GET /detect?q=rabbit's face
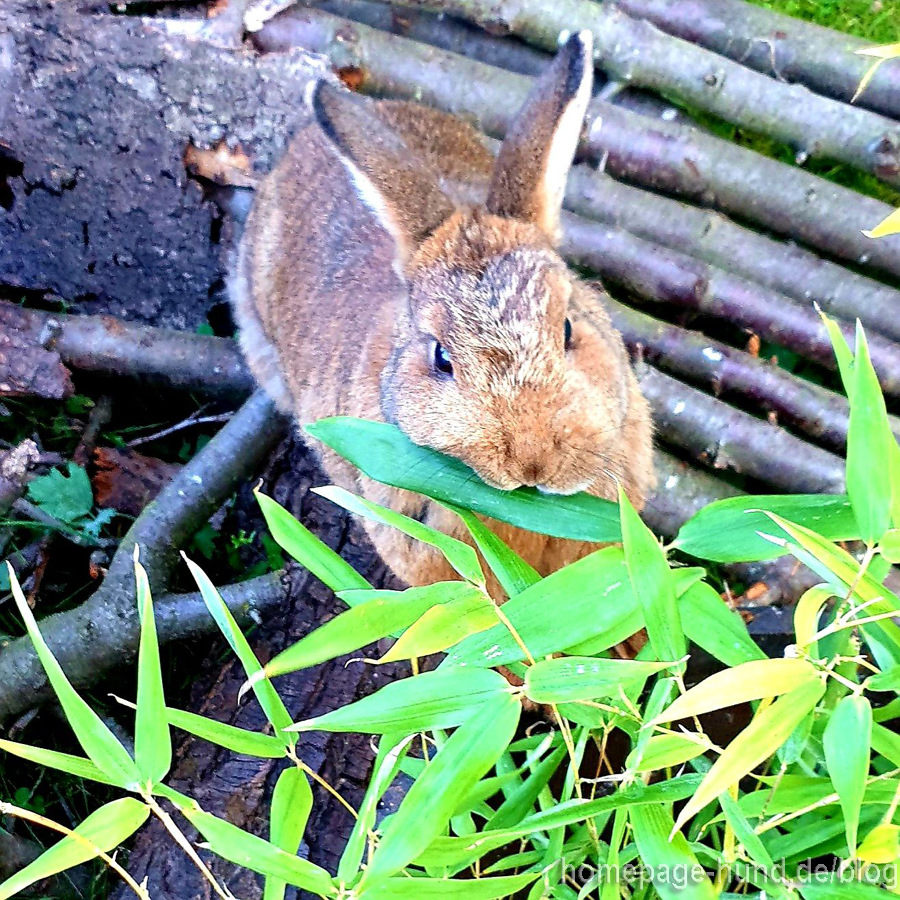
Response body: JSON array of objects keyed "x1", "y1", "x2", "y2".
[{"x1": 381, "y1": 212, "x2": 633, "y2": 498}]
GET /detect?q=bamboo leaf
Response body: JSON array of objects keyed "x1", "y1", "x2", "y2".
[
  {"x1": 166, "y1": 707, "x2": 284, "y2": 758},
  {"x1": 444, "y1": 505, "x2": 540, "y2": 596},
  {"x1": 0, "y1": 738, "x2": 119, "y2": 786},
  {"x1": 864, "y1": 207, "x2": 900, "y2": 240},
  {"x1": 445, "y1": 547, "x2": 637, "y2": 668},
  {"x1": 306, "y1": 418, "x2": 621, "y2": 541},
  {"x1": 183, "y1": 555, "x2": 294, "y2": 740},
  {"x1": 630, "y1": 804, "x2": 716, "y2": 900},
  {"x1": 264, "y1": 767, "x2": 313, "y2": 900},
  {"x1": 678, "y1": 580, "x2": 765, "y2": 665},
  {"x1": 338, "y1": 733, "x2": 414, "y2": 883},
  {"x1": 364, "y1": 694, "x2": 520, "y2": 882},
  {"x1": 883, "y1": 530, "x2": 900, "y2": 564},
  {"x1": 183, "y1": 806, "x2": 336, "y2": 896},
  {"x1": 653, "y1": 658, "x2": 820, "y2": 724},
  {"x1": 315, "y1": 485, "x2": 484, "y2": 586},
  {"x1": 800, "y1": 878, "x2": 897, "y2": 899},
  {"x1": 525, "y1": 656, "x2": 674, "y2": 704},
  {"x1": 256, "y1": 490, "x2": 370, "y2": 592},
  {"x1": 358, "y1": 872, "x2": 539, "y2": 898},
  {"x1": 673, "y1": 677, "x2": 825, "y2": 832},
  {"x1": 823, "y1": 694, "x2": 872, "y2": 856},
  {"x1": 794, "y1": 585, "x2": 834, "y2": 657},
  {"x1": 133, "y1": 550, "x2": 171, "y2": 785},
  {"x1": 846, "y1": 322, "x2": 893, "y2": 545},
  {"x1": 620, "y1": 485, "x2": 685, "y2": 670},
  {"x1": 674, "y1": 494, "x2": 858, "y2": 563},
  {"x1": 857, "y1": 823, "x2": 900, "y2": 864},
  {"x1": 7, "y1": 564, "x2": 140, "y2": 789},
  {"x1": 262, "y1": 582, "x2": 477, "y2": 678},
  {"x1": 627, "y1": 733, "x2": 709, "y2": 773},
  {"x1": 0, "y1": 799, "x2": 150, "y2": 900},
  {"x1": 374, "y1": 590, "x2": 497, "y2": 664},
  {"x1": 287, "y1": 668, "x2": 511, "y2": 735}
]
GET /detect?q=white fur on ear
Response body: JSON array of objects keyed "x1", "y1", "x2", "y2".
[{"x1": 332, "y1": 149, "x2": 411, "y2": 277}]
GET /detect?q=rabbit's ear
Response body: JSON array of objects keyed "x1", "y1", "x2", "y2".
[
  {"x1": 486, "y1": 31, "x2": 593, "y2": 240},
  {"x1": 312, "y1": 82, "x2": 454, "y2": 261}
]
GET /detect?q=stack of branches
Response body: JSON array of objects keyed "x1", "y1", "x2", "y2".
[{"x1": 3, "y1": 0, "x2": 900, "y2": 726}]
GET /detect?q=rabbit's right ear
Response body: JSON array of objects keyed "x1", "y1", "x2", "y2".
[
  {"x1": 486, "y1": 31, "x2": 593, "y2": 241},
  {"x1": 312, "y1": 82, "x2": 454, "y2": 263}
]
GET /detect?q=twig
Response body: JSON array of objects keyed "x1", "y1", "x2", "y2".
[
  {"x1": 255, "y1": 7, "x2": 900, "y2": 279},
  {"x1": 377, "y1": 0, "x2": 900, "y2": 186},
  {"x1": 74, "y1": 396, "x2": 113, "y2": 467},
  {"x1": 613, "y1": 0, "x2": 900, "y2": 121},
  {"x1": 9, "y1": 499, "x2": 116, "y2": 550},
  {"x1": 0, "y1": 392, "x2": 288, "y2": 724},
  {"x1": 127, "y1": 412, "x2": 234, "y2": 448}
]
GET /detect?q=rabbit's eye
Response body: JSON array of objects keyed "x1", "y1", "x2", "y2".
[
  {"x1": 564, "y1": 317, "x2": 573, "y2": 350},
  {"x1": 432, "y1": 341, "x2": 453, "y2": 376}
]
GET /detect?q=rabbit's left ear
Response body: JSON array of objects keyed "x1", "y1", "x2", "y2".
[{"x1": 486, "y1": 31, "x2": 593, "y2": 241}]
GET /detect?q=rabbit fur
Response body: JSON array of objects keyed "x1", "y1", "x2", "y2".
[{"x1": 231, "y1": 32, "x2": 654, "y2": 596}]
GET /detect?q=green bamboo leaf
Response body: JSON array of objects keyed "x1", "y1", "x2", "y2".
[
  {"x1": 415, "y1": 775, "x2": 701, "y2": 869},
  {"x1": 166, "y1": 707, "x2": 284, "y2": 758},
  {"x1": 133, "y1": 550, "x2": 171, "y2": 785},
  {"x1": 375, "y1": 591, "x2": 497, "y2": 664},
  {"x1": 619, "y1": 485, "x2": 686, "y2": 671},
  {"x1": 182, "y1": 806, "x2": 335, "y2": 896},
  {"x1": 883, "y1": 530, "x2": 900, "y2": 564},
  {"x1": 287, "y1": 668, "x2": 511, "y2": 735},
  {"x1": 315, "y1": 485, "x2": 484, "y2": 586},
  {"x1": 847, "y1": 322, "x2": 893, "y2": 545},
  {"x1": 358, "y1": 872, "x2": 539, "y2": 898},
  {"x1": 857, "y1": 823, "x2": 900, "y2": 864},
  {"x1": 364, "y1": 694, "x2": 520, "y2": 882},
  {"x1": 627, "y1": 733, "x2": 709, "y2": 773},
  {"x1": 0, "y1": 799, "x2": 149, "y2": 900},
  {"x1": 653, "y1": 658, "x2": 819, "y2": 724},
  {"x1": 794, "y1": 585, "x2": 834, "y2": 657},
  {"x1": 678, "y1": 581, "x2": 765, "y2": 665},
  {"x1": 800, "y1": 879, "x2": 897, "y2": 900},
  {"x1": 0, "y1": 738, "x2": 119, "y2": 786},
  {"x1": 484, "y1": 743, "x2": 567, "y2": 831},
  {"x1": 445, "y1": 547, "x2": 637, "y2": 669},
  {"x1": 824, "y1": 694, "x2": 872, "y2": 856},
  {"x1": 7, "y1": 564, "x2": 140, "y2": 789},
  {"x1": 673, "y1": 677, "x2": 826, "y2": 832},
  {"x1": 183, "y1": 555, "x2": 293, "y2": 740},
  {"x1": 306, "y1": 418, "x2": 621, "y2": 541},
  {"x1": 255, "y1": 490, "x2": 370, "y2": 592},
  {"x1": 717, "y1": 789, "x2": 781, "y2": 888},
  {"x1": 264, "y1": 767, "x2": 313, "y2": 900},
  {"x1": 674, "y1": 494, "x2": 859, "y2": 563},
  {"x1": 525, "y1": 657, "x2": 674, "y2": 704},
  {"x1": 865, "y1": 663, "x2": 900, "y2": 692},
  {"x1": 444, "y1": 505, "x2": 540, "y2": 596},
  {"x1": 338, "y1": 733, "x2": 413, "y2": 883},
  {"x1": 260, "y1": 582, "x2": 476, "y2": 679},
  {"x1": 630, "y1": 803, "x2": 717, "y2": 900},
  {"x1": 819, "y1": 307, "x2": 855, "y2": 393}
]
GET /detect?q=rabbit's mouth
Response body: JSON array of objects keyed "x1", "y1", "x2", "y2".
[{"x1": 536, "y1": 477, "x2": 595, "y2": 496}]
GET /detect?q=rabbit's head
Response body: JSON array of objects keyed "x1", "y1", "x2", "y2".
[{"x1": 309, "y1": 32, "x2": 650, "y2": 500}]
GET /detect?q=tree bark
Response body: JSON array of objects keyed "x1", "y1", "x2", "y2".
[
  {"x1": 613, "y1": 0, "x2": 900, "y2": 121},
  {"x1": 254, "y1": 6, "x2": 900, "y2": 281}
]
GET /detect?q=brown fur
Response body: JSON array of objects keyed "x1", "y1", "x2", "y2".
[{"x1": 231, "y1": 33, "x2": 655, "y2": 596}]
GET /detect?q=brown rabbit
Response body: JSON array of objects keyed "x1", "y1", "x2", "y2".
[{"x1": 231, "y1": 32, "x2": 654, "y2": 595}]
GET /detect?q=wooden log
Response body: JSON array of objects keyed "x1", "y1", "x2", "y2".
[
  {"x1": 613, "y1": 0, "x2": 900, "y2": 121},
  {"x1": 253, "y1": 7, "x2": 900, "y2": 281},
  {"x1": 564, "y1": 166, "x2": 900, "y2": 344},
  {"x1": 374, "y1": 0, "x2": 900, "y2": 186},
  {"x1": 561, "y1": 213, "x2": 900, "y2": 397}
]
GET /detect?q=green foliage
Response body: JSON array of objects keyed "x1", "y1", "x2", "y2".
[{"x1": 4, "y1": 316, "x2": 900, "y2": 899}]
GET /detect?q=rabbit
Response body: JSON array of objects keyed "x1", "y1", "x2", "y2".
[{"x1": 230, "y1": 31, "x2": 655, "y2": 597}]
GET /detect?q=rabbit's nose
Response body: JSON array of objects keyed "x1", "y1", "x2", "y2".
[{"x1": 520, "y1": 459, "x2": 547, "y2": 486}]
